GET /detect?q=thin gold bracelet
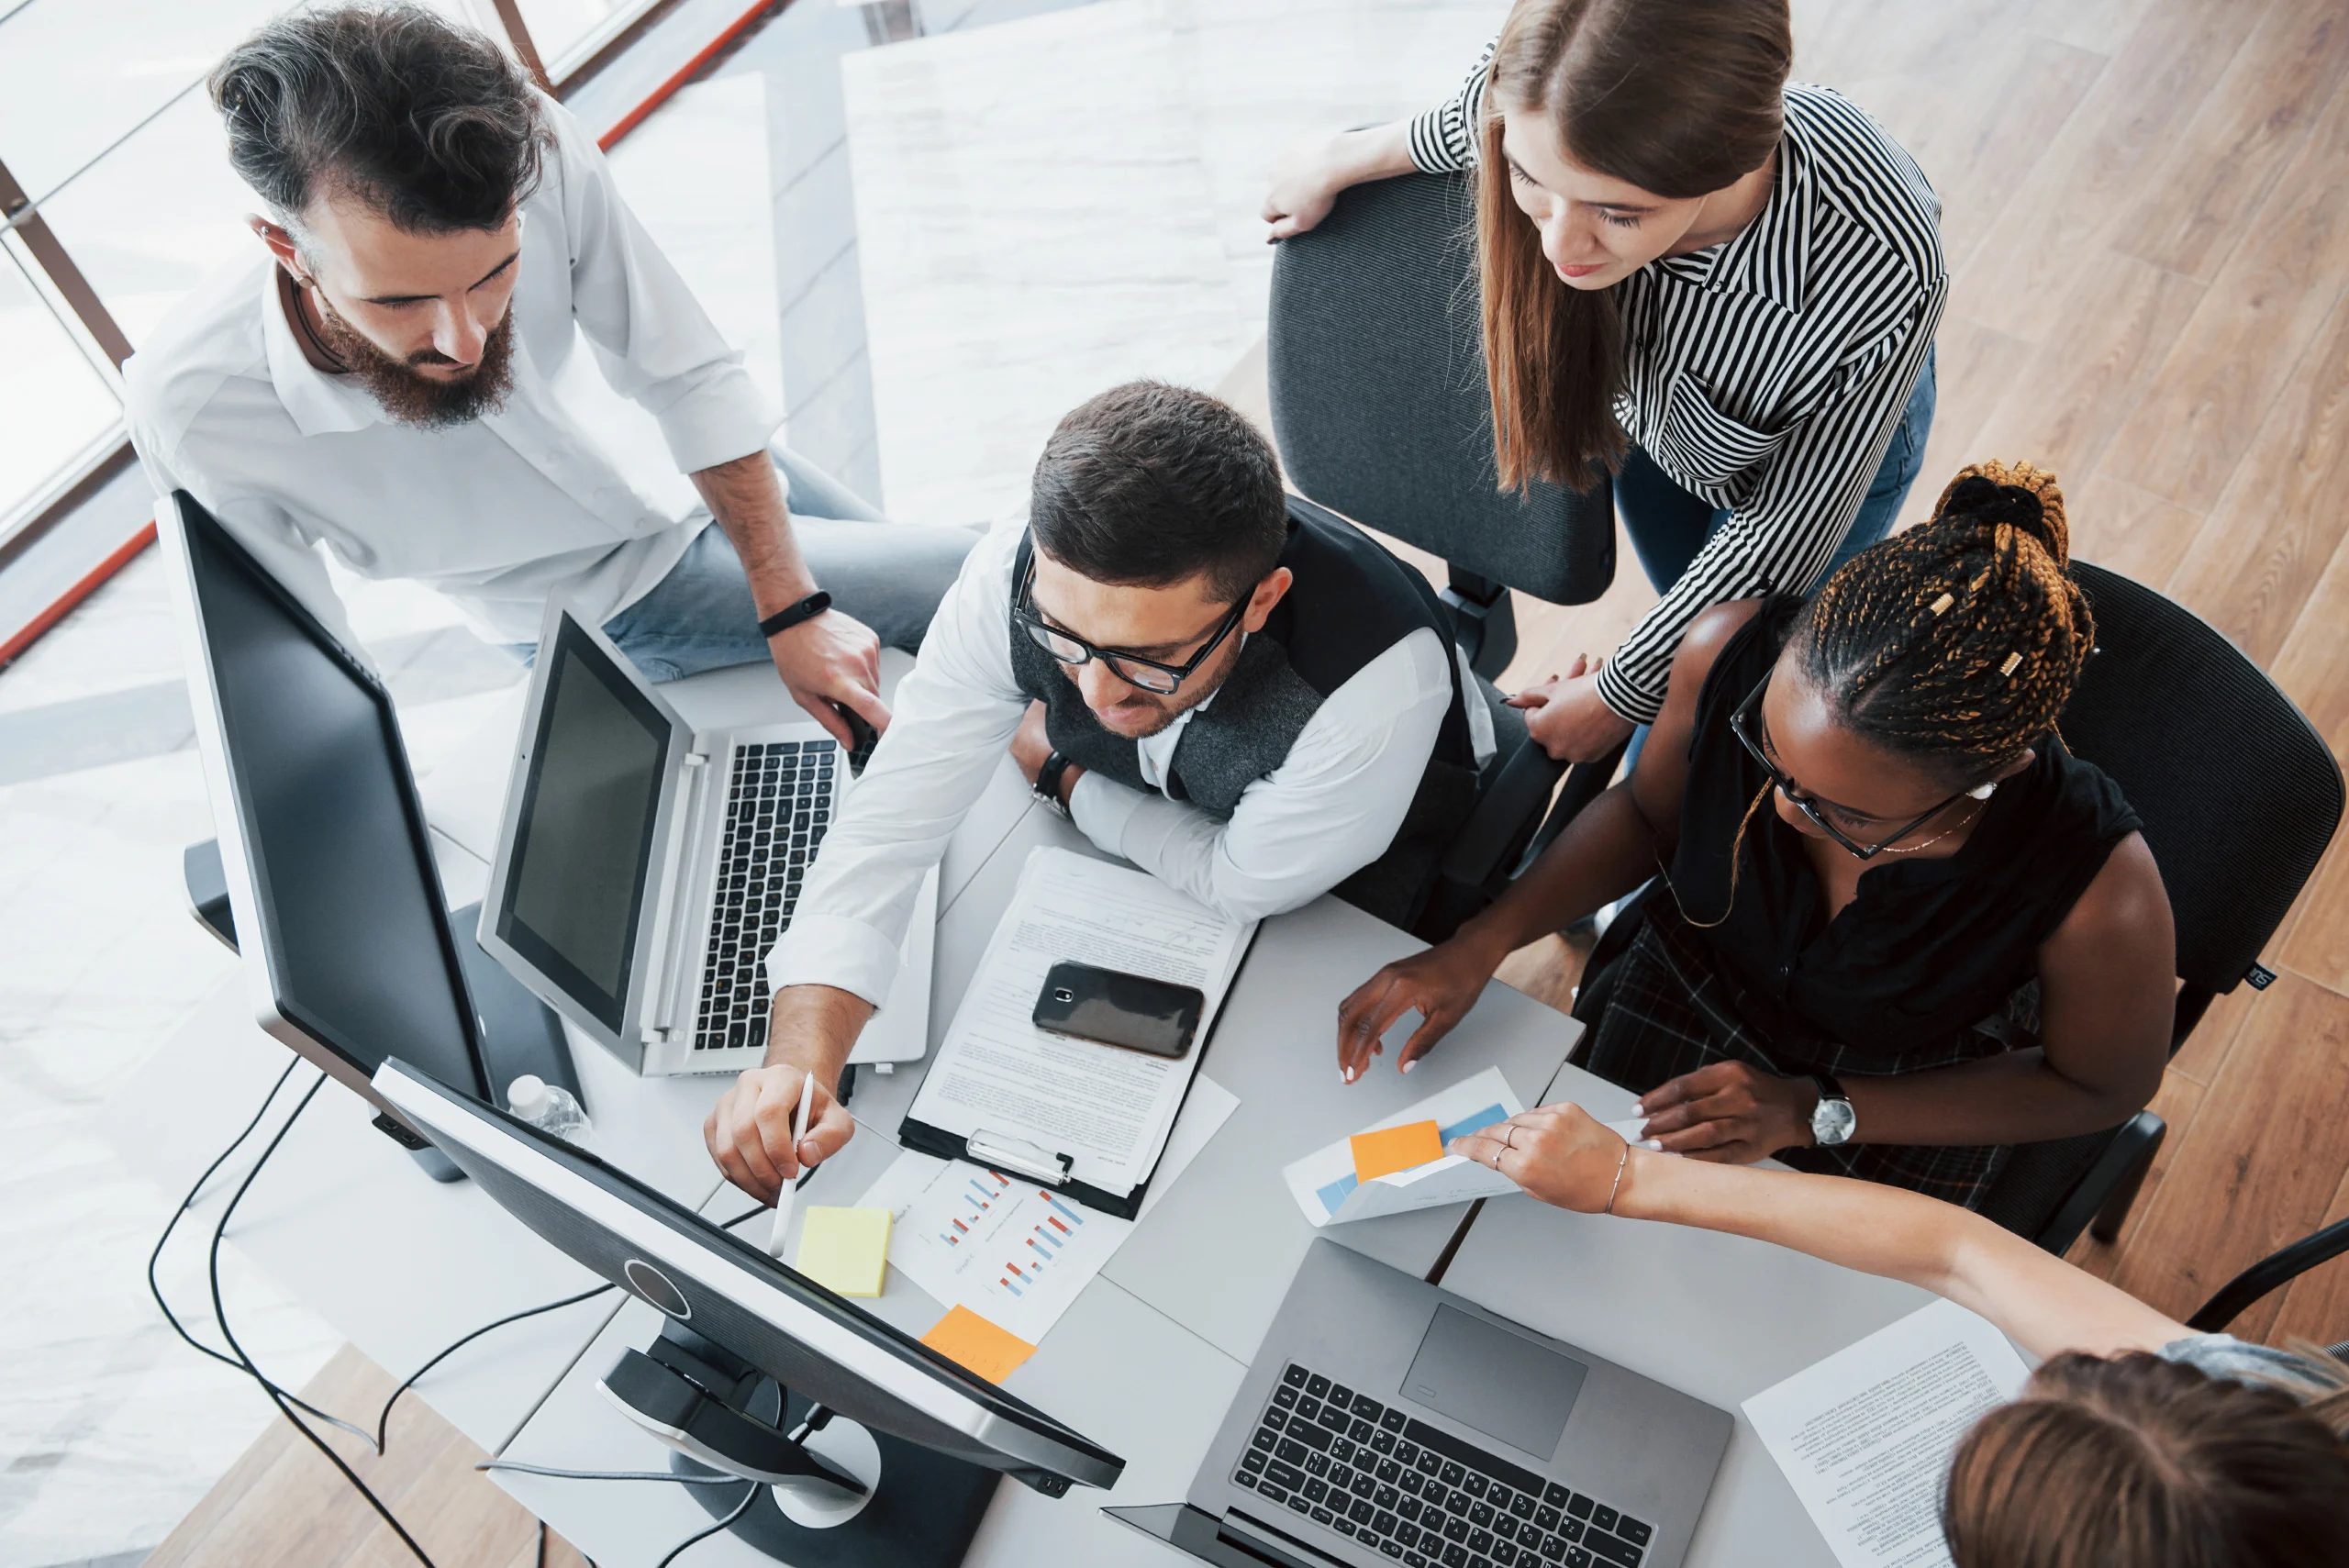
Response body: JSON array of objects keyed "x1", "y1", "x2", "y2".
[{"x1": 1603, "y1": 1143, "x2": 1630, "y2": 1215}]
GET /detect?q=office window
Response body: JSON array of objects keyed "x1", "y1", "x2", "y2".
[
  {"x1": 0, "y1": 236, "x2": 121, "y2": 522},
  {"x1": 510, "y1": 0, "x2": 665, "y2": 79}
]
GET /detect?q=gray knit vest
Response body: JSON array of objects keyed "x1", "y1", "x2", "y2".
[{"x1": 1008, "y1": 506, "x2": 1478, "y2": 927}]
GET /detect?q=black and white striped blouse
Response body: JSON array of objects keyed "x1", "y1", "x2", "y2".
[{"x1": 1410, "y1": 50, "x2": 1947, "y2": 725}]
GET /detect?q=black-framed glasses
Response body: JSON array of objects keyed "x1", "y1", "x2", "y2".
[
  {"x1": 1727, "y1": 673, "x2": 1976, "y2": 860},
  {"x1": 1010, "y1": 556, "x2": 1251, "y2": 695}
]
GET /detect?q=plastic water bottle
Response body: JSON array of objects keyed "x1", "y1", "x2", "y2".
[{"x1": 508, "y1": 1075, "x2": 595, "y2": 1149}]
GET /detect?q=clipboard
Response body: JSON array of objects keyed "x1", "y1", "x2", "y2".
[{"x1": 896, "y1": 926, "x2": 1260, "y2": 1220}]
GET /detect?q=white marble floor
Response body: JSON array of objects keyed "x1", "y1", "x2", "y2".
[
  {"x1": 0, "y1": 77, "x2": 774, "y2": 1568},
  {"x1": 844, "y1": 0, "x2": 1507, "y2": 524}
]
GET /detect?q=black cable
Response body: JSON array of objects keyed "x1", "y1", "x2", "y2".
[
  {"x1": 205, "y1": 1073, "x2": 443, "y2": 1568},
  {"x1": 143, "y1": 1059, "x2": 373, "y2": 1444},
  {"x1": 373, "y1": 1282, "x2": 613, "y2": 1451},
  {"x1": 654, "y1": 1483, "x2": 758, "y2": 1568}
]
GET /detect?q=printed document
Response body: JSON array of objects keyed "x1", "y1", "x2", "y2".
[
  {"x1": 1744, "y1": 1298, "x2": 2030, "y2": 1568},
  {"x1": 905, "y1": 847, "x2": 1252, "y2": 1195},
  {"x1": 1283, "y1": 1066, "x2": 1528, "y2": 1226}
]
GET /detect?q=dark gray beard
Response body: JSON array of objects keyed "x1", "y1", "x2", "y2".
[{"x1": 303, "y1": 284, "x2": 516, "y2": 428}]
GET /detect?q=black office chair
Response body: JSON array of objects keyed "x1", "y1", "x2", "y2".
[
  {"x1": 1268, "y1": 171, "x2": 1621, "y2": 940},
  {"x1": 2186, "y1": 1216, "x2": 2349, "y2": 1353},
  {"x1": 1572, "y1": 562, "x2": 2344, "y2": 1252}
]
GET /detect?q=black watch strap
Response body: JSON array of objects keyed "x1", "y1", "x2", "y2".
[
  {"x1": 1810, "y1": 1072, "x2": 1847, "y2": 1106},
  {"x1": 757, "y1": 589, "x2": 831, "y2": 639},
  {"x1": 1034, "y1": 750, "x2": 1074, "y2": 816}
]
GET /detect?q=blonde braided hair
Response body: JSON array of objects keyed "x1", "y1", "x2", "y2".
[{"x1": 1790, "y1": 460, "x2": 2094, "y2": 786}]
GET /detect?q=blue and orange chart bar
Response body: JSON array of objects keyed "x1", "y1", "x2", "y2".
[
  {"x1": 999, "y1": 1189, "x2": 1085, "y2": 1297},
  {"x1": 941, "y1": 1168, "x2": 1011, "y2": 1247}
]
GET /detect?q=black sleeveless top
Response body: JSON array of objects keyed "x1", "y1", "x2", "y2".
[
  {"x1": 1667, "y1": 598, "x2": 2142, "y2": 1056},
  {"x1": 1008, "y1": 507, "x2": 1481, "y2": 927}
]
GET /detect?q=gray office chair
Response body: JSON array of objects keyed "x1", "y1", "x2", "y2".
[
  {"x1": 1268, "y1": 171, "x2": 1620, "y2": 940},
  {"x1": 2186, "y1": 1216, "x2": 2349, "y2": 1351},
  {"x1": 1572, "y1": 562, "x2": 2344, "y2": 1252}
]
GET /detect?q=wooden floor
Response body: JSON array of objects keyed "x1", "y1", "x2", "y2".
[{"x1": 158, "y1": 0, "x2": 2349, "y2": 1559}]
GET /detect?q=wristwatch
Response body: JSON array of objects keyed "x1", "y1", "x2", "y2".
[
  {"x1": 757, "y1": 589, "x2": 831, "y2": 640},
  {"x1": 1808, "y1": 1073, "x2": 1856, "y2": 1148},
  {"x1": 1032, "y1": 750, "x2": 1074, "y2": 818}
]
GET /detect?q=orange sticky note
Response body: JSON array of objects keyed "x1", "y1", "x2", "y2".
[
  {"x1": 920, "y1": 1306, "x2": 1037, "y2": 1384},
  {"x1": 1351, "y1": 1119, "x2": 1444, "y2": 1183}
]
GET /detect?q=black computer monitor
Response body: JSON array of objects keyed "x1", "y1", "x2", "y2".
[
  {"x1": 373, "y1": 1057, "x2": 1123, "y2": 1558},
  {"x1": 161, "y1": 490, "x2": 494, "y2": 1124}
]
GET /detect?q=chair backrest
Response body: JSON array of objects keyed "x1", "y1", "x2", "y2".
[
  {"x1": 1266, "y1": 171, "x2": 1615, "y2": 606},
  {"x1": 2059, "y1": 562, "x2": 2342, "y2": 994}
]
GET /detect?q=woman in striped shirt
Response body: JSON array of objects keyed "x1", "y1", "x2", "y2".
[{"x1": 1264, "y1": 0, "x2": 1943, "y2": 763}]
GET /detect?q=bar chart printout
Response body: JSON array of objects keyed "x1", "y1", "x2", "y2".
[{"x1": 862, "y1": 1150, "x2": 1136, "y2": 1344}]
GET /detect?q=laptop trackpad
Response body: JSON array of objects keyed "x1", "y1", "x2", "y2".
[{"x1": 1402, "y1": 1306, "x2": 1587, "y2": 1461}]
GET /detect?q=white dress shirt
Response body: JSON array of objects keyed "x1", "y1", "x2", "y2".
[
  {"x1": 768, "y1": 522, "x2": 1483, "y2": 1009},
  {"x1": 122, "y1": 92, "x2": 778, "y2": 648}
]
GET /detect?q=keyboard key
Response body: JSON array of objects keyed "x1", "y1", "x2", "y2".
[
  {"x1": 1535, "y1": 1507, "x2": 1561, "y2": 1529},
  {"x1": 1377, "y1": 1460, "x2": 1401, "y2": 1485},
  {"x1": 1298, "y1": 1396, "x2": 1321, "y2": 1420},
  {"x1": 1263, "y1": 1409, "x2": 1287, "y2": 1431},
  {"x1": 1258, "y1": 1484, "x2": 1287, "y2": 1505},
  {"x1": 1332, "y1": 1466, "x2": 1355, "y2": 1492},
  {"x1": 1382, "y1": 1545, "x2": 1403, "y2": 1560},
  {"x1": 1566, "y1": 1494, "x2": 1596, "y2": 1521},
  {"x1": 1405, "y1": 1554, "x2": 1428, "y2": 1568},
  {"x1": 1618, "y1": 1518, "x2": 1652, "y2": 1548},
  {"x1": 1289, "y1": 1495, "x2": 1310, "y2": 1516},
  {"x1": 1308, "y1": 1453, "x2": 1332, "y2": 1477},
  {"x1": 1470, "y1": 1557, "x2": 1492, "y2": 1568},
  {"x1": 1295, "y1": 1423, "x2": 1333, "y2": 1454},
  {"x1": 1544, "y1": 1485, "x2": 1572, "y2": 1510},
  {"x1": 1463, "y1": 1474, "x2": 1489, "y2": 1499},
  {"x1": 1336, "y1": 1519, "x2": 1357, "y2": 1538},
  {"x1": 1517, "y1": 1521, "x2": 1543, "y2": 1548},
  {"x1": 1398, "y1": 1496, "x2": 1423, "y2": 1522},
  {"x1": 1442, "y1": 1547, "x2": 1469, "y2": 1568},
  {"x1": 1353, "y1": 1393, "x2": 1385, "y2": 1420},
  {"x1": 1563, "y1": 1518, "x2": 1585, "y2": 1542},
  {"x1": 1250, "y1": 1429, "x2": 1275, "y2": 1452},
  {"x1": 1542, "y1": 1535, "x2": 1566, "y2": 1559},
  {"x1": 1313, "y1": 1507, "x2": 1336, "y2": 1526},
  {"x1": 1268, "y1": 1462, "x2": 1304, "y2": 1490},
  {"x1": 1382, "y1": 1408, "x2": 1409, "y2": 1434},
  {"x1": 1234, "y1": 1470, "x2": 1258, "y2": 1490},
  {"x1": 1417, "y1": 1451, "x2": 1443, "y2": 1477},
  {"x1": 1564, "y1": 1550, "x2": 1592, "y2": 1568},
  {"x1": 1241, "y1": 1451, "x2": 1267, "y2": 1474},
  {"x1": 1469, "y1": 1528, "x2": 1495, "y2": 1553},
  {"x1": 1371, "y1": 1430, "x2": 1397, "y2": 1454},
  {"x1": 1443, "y1": 1518, "x2": 1471, "y2": 1543},
  {"x1": 1305, "y1": 1479, "x2": 1329, "y2": 1503},
  {"x1": 1351, "y1": 1500, "x2": 1375, "y2": 1525},
  {"x1": 1377, "y1": 1485, "x2": 1400, "y2": 1510},
  {"x1": 1353, "y1": 1473, "x2": 1377, "y2": 1499},
  {"x1": 1442, "y1": 1462, "x2": 1466, "y2": 1487},
  {"x1": 1508, "y1": 1493, "x2": 1534, "y2": 1520},
  {"x1": 1470, "y1": 1502, "x2": 1495, "y2": 1527},
  {"x1": 1586, "y1": 1533, "x2": 1639, "y2": 1567},
  {"x1": 1493, "y1": 1544, "x2": 1517, "y2": 1566},
  {"x1": 1400, "y1": 1473, "x2": 1424, "y2": 1497},
  {"x1": 1352, "y1": 1418, "x2": 1375, "y2": 1442},
  {"x1": 1591, "y1": 1506, "x2": 1617, "y2": 1533},
  {"x1": 1452, "y1": 1489, "x2": 1476, "y2": 1513},
  {"x1": 1335, "y1": 1440, "x2": 1357, "y2": 1464},
  {"x1": 1282, "y1": 1364, "x2": 1308, "y2": 1387},
  {"x1": 1319, "y1": 1407, "x2": 1351, "y2": 1433},
  {"x1": 1275, "y1": 1440, "x2": 1308, "y2": 1465},
  {"x1": 1397, "y1": 1441, "x2": 1420, "y2": 1465},
  {"x1": 1375, "y1": 1510, "x2": 1398, "y2": 1535}
]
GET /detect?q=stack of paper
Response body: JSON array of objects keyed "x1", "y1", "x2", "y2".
[
  {"x1": 904, "y1": 847, "x2": 1253, "y2": 1197},
  {"x1": 1284, "y1": 1067, "x2": 1528, "y2": 1226},
  {"x1": 1744, "y1": 1298, "x2": 2030, "y2": 1568}
]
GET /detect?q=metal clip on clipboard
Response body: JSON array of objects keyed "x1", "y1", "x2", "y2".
[{"x1": 963, "y1": 1129, "x2": 1073, "y2": 1186}]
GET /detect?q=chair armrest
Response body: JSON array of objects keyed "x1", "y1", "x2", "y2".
[{"x1": 2188, "y1": 1212, "x2": 2349, "y2": 1332}]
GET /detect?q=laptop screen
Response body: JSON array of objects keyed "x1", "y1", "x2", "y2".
[{"x1": 495, "y1": 616, "x2": 671, "y2": 1033}]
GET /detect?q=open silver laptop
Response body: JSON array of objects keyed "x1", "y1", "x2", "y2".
[
  {"x1": 1113, "y1": 1240, "x2": 1730, "y2": 1568},
  {"x1": 477, "y1": 599, "x2": 935, "y2": 1077}
]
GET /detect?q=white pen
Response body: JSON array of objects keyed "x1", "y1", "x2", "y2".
[{"x1": 765, "y1": 1072, "x2": 818, "y2": 1261}]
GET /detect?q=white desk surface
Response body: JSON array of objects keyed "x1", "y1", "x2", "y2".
[
  {"x1": 108, "y1": 647, "x2": 1929, "y2": 1568},
  {"x1": 1437, "y1": 1134, "x2": 1934, "y2": 1568}
]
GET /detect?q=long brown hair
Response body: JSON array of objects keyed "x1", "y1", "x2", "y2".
[
  {"x1": 1943, "y1": 1348, "x2": 2349, "y2": 1568},
  {"x1": 1477, "y1": 0, "x2": 1790, "y2": 491}
]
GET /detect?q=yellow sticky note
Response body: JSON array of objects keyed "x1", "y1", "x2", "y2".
[
  {"x1": 793, "y1": 1206, "x2": 893, "y2": 1297},
  {"x1": 921, "y1": 1305, "x2": 1037, "y2": 1384},
  {"x1": 1352, "y1": 1119, "x2": 1444, "y2": 1183}
]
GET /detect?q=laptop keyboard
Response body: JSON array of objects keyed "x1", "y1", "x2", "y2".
[
  {"x1": 1233, "y1": 1362, "x2": 1653, "y2": 1568},
  {"x1": 693, "y1": 739, "x2": 836, "y2": 1053}
]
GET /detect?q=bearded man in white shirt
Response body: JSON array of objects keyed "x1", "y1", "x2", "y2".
[
  {"x1": 704, "y1": 380, "x2": 1497, "y2": 1204},
  {"x1": 123, "y1": 6, "x2": 975, "y2": 748}
]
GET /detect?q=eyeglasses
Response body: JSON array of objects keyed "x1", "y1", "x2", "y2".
[
  {"x1": 1727, "y1": 673, "x2": 1976, "y2": 860},
  {"x1": 1010, "y1": 556, "x2": 1251, "y2": 695}
]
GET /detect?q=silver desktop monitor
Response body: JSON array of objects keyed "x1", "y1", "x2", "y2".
[
  {"x1": 370, "y1": 1057, "x2": 1125, "y2": 1507},
  {"x1": 161, "y1": 490, "x2": 491, "y2": 1127}
]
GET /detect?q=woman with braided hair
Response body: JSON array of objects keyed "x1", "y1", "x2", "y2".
[{"x1": 1337, "y1": 462, "x2": 2176, "y2": 1207}]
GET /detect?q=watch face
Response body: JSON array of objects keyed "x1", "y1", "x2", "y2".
[{"x1": 1813, "y1": 1096, "x2": 1857, "y2": 1147}]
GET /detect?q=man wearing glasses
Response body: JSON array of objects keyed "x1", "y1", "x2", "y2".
[{"x1": 706, "y1": 381, "x2": 1492, "y2": 1195}]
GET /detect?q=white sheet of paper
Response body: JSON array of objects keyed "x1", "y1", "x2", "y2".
[
  {"x1": 1743, "y1": 1297, "x2": 2031, "y2": 1568},
  {"x1": 857, "y1": 1074, "x2": 1238, "y2": 1343},
  {"x1": 905, "y1": 848, "x2": 1252, "y2": 1194},
  {"x1": 1281, "y1": 1066, "x2": 1528, "y2": 1228}
]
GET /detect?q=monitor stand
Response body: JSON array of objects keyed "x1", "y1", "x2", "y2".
[{"x1": 605, "y1": 1322, "x2": 996, "y2": 1567}]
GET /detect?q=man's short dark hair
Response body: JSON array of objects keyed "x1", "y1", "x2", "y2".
[
  {"x1": 1029, "y1": 382, "x2": 1288, "y2": 604},
  {"x1": 211, "y1": 4, "x2": 547, "y2": 233}
]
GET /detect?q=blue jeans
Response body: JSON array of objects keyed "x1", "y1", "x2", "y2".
[
  {"x1": 589, "y1": 446, "x2": 980, "y2": 682},
  {"x1": 1616, "y1": 350, "x2": 1935, "y2": 770}
]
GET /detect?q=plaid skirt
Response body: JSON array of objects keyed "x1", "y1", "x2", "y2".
[{"x1": 1576, "y1": 895, "x2": 2025, "y2": 1208}]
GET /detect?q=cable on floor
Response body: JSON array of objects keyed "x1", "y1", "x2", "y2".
[{"x1": 654, "y1": 1483, "x2": 760, "y2": 1568}]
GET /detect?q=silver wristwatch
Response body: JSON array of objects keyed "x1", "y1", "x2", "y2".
[{"x1": 1808, "y1": 1073, "x2": 1856, "y2": 1147}]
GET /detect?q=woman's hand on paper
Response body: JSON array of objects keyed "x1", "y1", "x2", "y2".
[
  {"x1": 1635, "y1": 1061, "x2": 1810, "y2": 1163},
  {"x1": 1447, "y1": 1104, "x2": 1628, "y2": 1212},
  {"x1": 706, "y1": 1062, "x2": 855, "y2": 1206},
  {"x1": 1334, "y1": 936, "x2": 1502, "y2": 1084}
]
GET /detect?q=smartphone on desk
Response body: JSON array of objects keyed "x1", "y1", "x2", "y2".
[{"x1": 1032, "y1": 962, "x2": 1204, "y2": 1060}]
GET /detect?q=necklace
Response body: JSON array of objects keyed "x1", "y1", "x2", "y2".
[{"x1": 1871, "y1": 799, "x2": 1987, "y2": 857}]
